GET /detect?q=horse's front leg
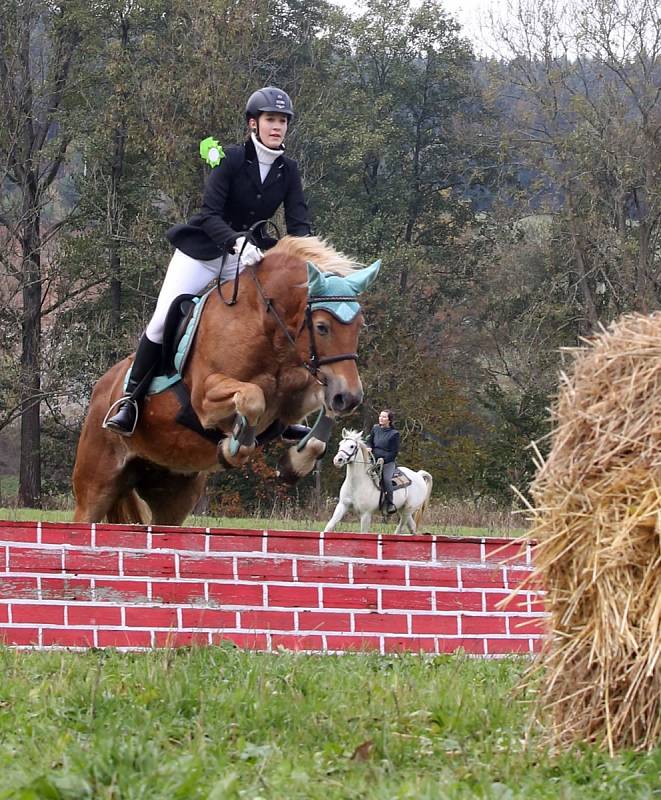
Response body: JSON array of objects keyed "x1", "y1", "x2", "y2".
[
  {"x1": 359, "y1": 511, "x2": 372, "y2": 533},
  {"x1": 195, "y1": 373, "x2": 265, "y2": 467},
  {"x1": 277, "y1": 436, "x2": 327, "y2": 484},
  {"x1": 323, "y1": 500, "x2": 348, "y2": 533}
]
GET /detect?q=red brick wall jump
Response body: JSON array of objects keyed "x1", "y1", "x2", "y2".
[{"x1": 0, "y1": 521, "x2": 546, "y2": 655}]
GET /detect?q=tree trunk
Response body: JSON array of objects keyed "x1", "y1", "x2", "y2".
[{"x1": 18, "y1": 189, "x2": 42, "y2": 508}]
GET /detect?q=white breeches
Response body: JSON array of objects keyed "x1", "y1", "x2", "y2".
[{"x1": 145, "y1": 248, "x2": 244, "y2": 343}]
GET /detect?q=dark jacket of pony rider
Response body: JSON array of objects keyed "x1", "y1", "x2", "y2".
[
  {"x1": 366, "y1": 425, "x2": 400, "y2": 464},
  {"x1": 166, "y1": 137, "x2": 312, "y2": 260}
]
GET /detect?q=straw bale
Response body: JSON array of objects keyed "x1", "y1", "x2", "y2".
[{"x1": 524, "y1": 312, "x2": 661, "y2": 754}]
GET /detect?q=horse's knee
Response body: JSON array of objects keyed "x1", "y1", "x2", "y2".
[
  {"x1": 198, "y1": 376, "x2": 264, "y2": 429},
  {"x1": 233, "y1": 386, "x2": 265, "y2": 423}
]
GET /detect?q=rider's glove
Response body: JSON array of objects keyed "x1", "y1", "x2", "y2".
[{"x1": 233, "y1": 236, "x2": 263, "y2": 267}]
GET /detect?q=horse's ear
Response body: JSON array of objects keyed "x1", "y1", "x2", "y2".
[
  {"x1": 306, "y1": 261, "x2": 327, "y2": 296},
  {"x1": 341, "y1": 427, "x2": 349, "y2": 438},
  {"x1": 343, "y1": 260, "x2": 381, "y2": 295}
]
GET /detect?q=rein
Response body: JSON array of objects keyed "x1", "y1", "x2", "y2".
[{"x1": 216, "y1": 221, "x2": 359, "y2": 383}]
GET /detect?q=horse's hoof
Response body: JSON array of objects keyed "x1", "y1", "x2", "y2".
[
  {"x1": 218, "y1": 438, "x2": 254, "y2": 468},
  {"x1": 216, "y1": 444, "x2": 236, "y2": 470},
  {"x1": 276, "y1": 454, "x2": 302, "y2": 485}
]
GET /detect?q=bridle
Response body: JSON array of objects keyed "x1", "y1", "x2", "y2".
[
  {"x1": 335, "y1": 438, "x2": 373, "y2": 466},
  {"x1": 216, "y1": 222, "x2": 359, "y2": 384}
]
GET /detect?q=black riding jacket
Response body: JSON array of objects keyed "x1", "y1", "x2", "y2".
[
  {"x1": 366, "y1": 425, "x2": 400, "y2": 464},
  {"x1": 166, "y1": 137, "x2": 312, "y2": 260}
]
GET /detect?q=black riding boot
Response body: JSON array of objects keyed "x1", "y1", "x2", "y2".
[
  {"x1": 384, "y1": 488, "x2": 397, "y2": 514},
  {"x1": 103, "y1": 335, "x2": 162, "y2": 437},
  {"x1": 382, "y1": 462, "x2": 397, "y2": 514}
]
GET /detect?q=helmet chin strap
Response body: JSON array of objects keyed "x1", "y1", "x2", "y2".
[{"x1": 250, "y1": 119, "x2": 284, "y2": 151}]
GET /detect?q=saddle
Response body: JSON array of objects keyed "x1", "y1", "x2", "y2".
[
  {"x1": 123, "y1": 292, "x2": 325, "y2": 449},
  {"x1": 370, "y1": 459, "x2": 412, "y2": 491},
  {"x1": 370, "y1": 459, "x2": 411, "y2": 515}
]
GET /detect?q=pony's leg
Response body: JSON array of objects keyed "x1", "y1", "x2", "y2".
[
  {"x1": 393, "y1": 514, "x2": 405, "y2": 535},
  {"x1": 359, "y1": 512, "x2": 372, "y2": 533},
  {"x1": 136, "y1": 471, "x2": 208, "y2": 526},
  {"x1": 405, "y1": 513, "x2": 417, "y2": 535},
  {"x1": 196, "y1": 374, "x2": 266, "y2": 467},
  {"x1": 323, "y1": 500, "x2": 348, "y2": 533},
  {"x1": 277, "y1": 437, "x2": 327, "y2": 484}
]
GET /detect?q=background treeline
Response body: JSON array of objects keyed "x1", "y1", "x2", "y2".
[{"x1": 1, "y1": 0, "x2": 659, "y2": 513}]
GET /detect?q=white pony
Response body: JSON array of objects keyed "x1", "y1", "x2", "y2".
[{"x1": 323, "y1": 429, "x2": 433, "y2": 534}]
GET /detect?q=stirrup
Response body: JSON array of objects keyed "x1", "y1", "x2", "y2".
[{"x1": 102, "y1": 396, "x2": 139, "y2": 437}]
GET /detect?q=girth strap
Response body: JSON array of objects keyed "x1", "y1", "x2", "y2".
[{"x1": 171, "y1": 382, "x2": 223, "y2": 444}]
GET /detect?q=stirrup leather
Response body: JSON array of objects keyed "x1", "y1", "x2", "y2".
[{"x1": 102, "y1": 396, "x2": 139, "y2": 436}]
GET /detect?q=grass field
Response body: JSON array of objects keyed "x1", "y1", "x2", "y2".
[
  {"x1": 0, "y1": 506, "x2": 523, "y2": 538},
  {"x1": 0, "y1": 648, "x2": 658, "y2": 799}
]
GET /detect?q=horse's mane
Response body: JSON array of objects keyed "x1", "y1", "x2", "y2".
[{"x1": 272, "y1": 235, "x2": 361, "y2": 276}]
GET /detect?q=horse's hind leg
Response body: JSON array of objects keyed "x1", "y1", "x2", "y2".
[
  {"x1": 136, "y1": 471, "x2": 208, "y2": 526},
  {"x1": 72, "y1": 411, "x2": 129, "y2": 523},
  {"x1": 404, "y1": 512, "x2": 417, "y2": 535}
]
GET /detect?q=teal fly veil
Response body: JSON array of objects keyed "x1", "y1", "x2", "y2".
[{"x1": 306, "y1": 260, "x2": 381, "y2": 322}]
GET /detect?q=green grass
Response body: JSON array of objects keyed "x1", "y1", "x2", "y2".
[
  {"x1": 0, "y1": 649, "x2": 657, "y2": 799},
  {"x1": 0, "y1": 506, "x2": 520, "y2": 538}
]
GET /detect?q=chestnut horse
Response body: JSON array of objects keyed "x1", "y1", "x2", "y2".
[{"x1": 72, "y1": 236, "x2": 379, "y2": 524}]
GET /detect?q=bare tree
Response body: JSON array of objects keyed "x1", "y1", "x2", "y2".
[
  {"x1": 0, "y1": 0, "x2": 86, "y2": 506},
  {"x1": 488, "y1": 0, "x2": 661, "y2": 325}
]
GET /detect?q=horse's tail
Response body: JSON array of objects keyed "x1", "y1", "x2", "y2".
[
  {"x1": 413, "y1": 471, "x2": 433, "y2": 530},
  {"x1": 106, "y1": 490, "x2": 152, "y2": 525}
]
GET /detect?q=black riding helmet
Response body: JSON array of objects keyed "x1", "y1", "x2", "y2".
[{"x1": 245, "y1": 87, "x2": 294, "y2": 122}]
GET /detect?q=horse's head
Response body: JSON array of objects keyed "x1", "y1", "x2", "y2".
[
  {"x1": 333, "y1": 429, "x2": 365, "y2": 467},
  {"x1": 306, "y1": 260, "x2": 380, "y2": 416}
]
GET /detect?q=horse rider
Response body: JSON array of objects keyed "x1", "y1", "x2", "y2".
[
  {"x1": 104, "y1": 86, "x2": 312, "y2": 436},
  {"x1": 366, "y1": 409, "x2": 400, "y2": 514}
]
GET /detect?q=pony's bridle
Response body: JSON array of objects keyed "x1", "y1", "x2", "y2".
[
  {"x1": 335, "y1": 438, "x2": 360, "y2": 465},
  {"x1": 216, "y1": 222, "x2": 359, "y2": 384}
]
